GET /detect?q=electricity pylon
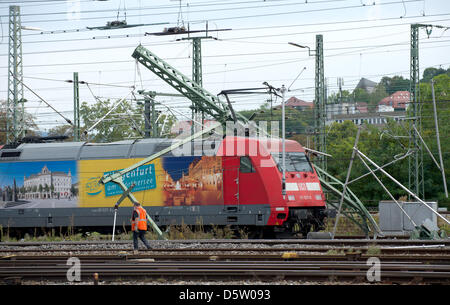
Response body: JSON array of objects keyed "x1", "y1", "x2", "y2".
[{"x1": 7, "y1": 5, "x2": 25, "y2": 144}]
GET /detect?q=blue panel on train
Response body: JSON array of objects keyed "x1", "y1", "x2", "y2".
[{"x1": 103, "y1": 163, "x2": 156, "y2": 197}]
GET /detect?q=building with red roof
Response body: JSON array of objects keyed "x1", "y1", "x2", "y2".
[
  {"x1": 275, "y1": 97, "x2": 314, "y2": 111},
  {"x1": 378, "y1": 91, "x2": 410, "y2": 112}
]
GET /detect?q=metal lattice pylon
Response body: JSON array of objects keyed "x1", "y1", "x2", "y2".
[
  {"x1": 314, "y1": 34, "x2": 327, "y2": 172},
  {"x1": 7, "y1": 5, "x2": 25, "y2": 144},
  {"x1": 409, "y1": 24, "x2": 425, "y2": 199}
]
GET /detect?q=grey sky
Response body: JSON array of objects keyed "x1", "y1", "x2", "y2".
[{"x1": 0, "y1": 0, "x2": 449, "y2": 132}]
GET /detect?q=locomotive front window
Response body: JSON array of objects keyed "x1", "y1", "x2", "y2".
[
  {"x1": 240, "y1": 156, "x2": 255, "y2": 173},
  {"x1": 271, "y1": 152, "x2": 313, "y2": 173}
]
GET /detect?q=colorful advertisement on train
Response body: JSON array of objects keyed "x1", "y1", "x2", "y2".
[
  {"x1": 0, "y1": 160, "x2": 78, "y2": 209},
  {"x1": 0, "y1": 156, "x2": 223, "y2": 209}
]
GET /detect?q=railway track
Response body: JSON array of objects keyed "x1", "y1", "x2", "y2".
[
  {"x1": 1, "y1": 238, "x2": 449, "y2": 247},
  {"x1": 0, "y1": 246, "x2": 449, "y2": 255},
  {"x1": 1, "y1": 254, "x2": 449, "y2": 284},
  {"x1": 1, "y1": 239, "x2": 449, "y2": 255},
  {"x1": 0, "y1": 239, "x2": 449, "y2": 284}
]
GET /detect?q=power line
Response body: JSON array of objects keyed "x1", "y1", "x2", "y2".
[
  {"x1": 0, "y1": 0, "x2": 423, "y2": 25},
  {"x1": 1, "y1": 36, "x2": 449, "y2": 64},
  {"x1": 0, "y1": 0, "x2": 348, "y2": 18}
]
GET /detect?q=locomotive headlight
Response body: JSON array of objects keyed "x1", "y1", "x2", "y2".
[
  {"x1": 315, "y1": 194, "x2": 322, "y2": 201},
  {"x1": 288, "y1": 195, "x2": 295, "y2": 201}
]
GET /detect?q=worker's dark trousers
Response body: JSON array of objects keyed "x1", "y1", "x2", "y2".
[{"x1": 133, "y1": 230, "x2": 151, "y2": 250}]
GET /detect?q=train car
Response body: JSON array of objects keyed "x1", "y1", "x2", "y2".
[{"x1": 0, "y1": 136, "x2": 327, "y2": 238}]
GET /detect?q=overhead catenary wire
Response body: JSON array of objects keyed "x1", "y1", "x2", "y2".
[
  {"x1": 2, "y1": 1, "x2": 449, "y2": 139},
  {"x1": 0, "y1": 0, "x2": 425, "y2": 26}
]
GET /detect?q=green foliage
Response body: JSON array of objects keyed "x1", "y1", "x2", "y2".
[
  {"x1": 379, "y1": 75, "x2": 410, "y2": 95},
  {"x1": 47, "y1": 125, "x2": 73, "y2": 141},
  {"x1": 368, "y1": 84, "x2": 389, "y2": 110},
  {"x1": 326, "y1": 74, "x2": 449, "y2": 208},
  {"x1": 417, "y1": 74, "x2": 450, "y2": 207},
  {"x1": 238, "y1": 102, "x2": 313, "y2": 136},
  {"x1": 0, "y1": 99, "x2": 39, "y2": 144},
  {"x1": 353, "y1": 88, "x2": 371, "y2": 103},
  {"x1": 328, "y1": 90, "x2": 352, "y2": 104},
  {"x1": 421, "y1": 67, "x2": 450, "y2": 83},
  {"x1": 80, "y1": 99, "x2": 145, "y2": 143},
  {"x1": 77, "y1": 98, "x2": 178, "y2": 142}
]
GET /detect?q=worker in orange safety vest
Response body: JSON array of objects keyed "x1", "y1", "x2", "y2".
[{"x1": 131, "y1": 202, "x2": 151, "y2": 253}]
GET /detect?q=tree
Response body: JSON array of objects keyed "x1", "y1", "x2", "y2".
[
  {"x1": 328, "y1": 90, "x2": 352, "y2": 104},
  {"x1": 353, "y1": 88, "x2": 371, "y2": 103},
  {"x1": 368, "y1": 84, "x2": 389, "y2": 111},
  {"x1": 326, "y1": 120, "x2": 410, "y2": 207},
  {"x1": 238, "y1": 102, "x2": 313, "y2": 137},
  {"x1": 421, "y1": 67, "x2": 449, "y2": 83},
  {"x1": 71, "y1": 184, "x2": 78, "y2": 197},
  {"x1": 47, "y1": 125, "x2": 73, "y2": 141},
  {"x1": 0, "y1": 99, "x2": 39, "y2": 144},
  {"x1": 379, "y1": 76, "x2": 410, "y2": 95},
  {"x1": 416, "y1": 74, "x2": 450, "y2": 207},
  {"x1": 79, "y1": 98, "x2": 176, "y2": 142},
  {"x1": 79, "y1": 99, "x2": 144, "y2": 142}
]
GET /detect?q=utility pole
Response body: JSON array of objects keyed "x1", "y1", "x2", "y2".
[
  {"x1": 179, "y1": 23, "x2": 232, "y2": 135},
  {"x1": 7, "y1": 5, "x2": 25, "y2": 144},
  {"x1": 408, "y1": 23, "x2": 447, "y2": 199},
  {"x1": 137, "y1": 90, "x2": 183, "y2": 138},
  {"x1": 143, "y1": 96, "x2": 158, "y2": 138},
  {"x1": 281, "y1": 85, "x2": 287, "y2": 197},
  {"x1": 288, "y1": 35, "x2": 326, "y2": 170},
  {"x1": 409, "y1": 23, "x2": 424, "y2": 199},
  {"x1": 181, "y1": 35, "x2": 212, "y2": 135},
  {"x1": 143, "y1": 96, "x2": 152, "y2": 138},
  {"x1": 138, "y1": 91, "x2": 160, "y2": 138},
  {"x1": 314, "y1": 34, "x2": 327, "y2": 172},
  {"x1": 337, "y1": 77, "x2": 344, "y2": 104},
  {"x1": 73, "y1": 72, "x2": 80, "y2": 141}
]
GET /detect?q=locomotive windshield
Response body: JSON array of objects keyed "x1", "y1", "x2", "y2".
[{"x1": 271, "y1": 152, "x2": 313, "y2": 173}]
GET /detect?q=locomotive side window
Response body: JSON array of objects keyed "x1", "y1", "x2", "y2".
[
  {"x1": 240, "y1": 156, "x2": 255, "y2": 173},
  {"x1": 271, "y1": 152, "x2": 313, "y2": 172}
]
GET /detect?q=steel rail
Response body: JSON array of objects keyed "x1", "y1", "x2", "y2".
[
  {"x1": 1, "y1": 238, "x2": 448, "y2": 247},
  {"x1": 2, "y1": 254, "x2": 450, "y2": 265},
  {"x1": 1, "y1": 259, "x2": 449, "y2": 283},
  {"x1": 0, "y1": 246, "x2": 449, "y2": 255}
]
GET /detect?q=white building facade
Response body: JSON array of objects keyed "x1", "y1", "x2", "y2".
[{"x1": 23, "y1": 165, "x2": 72, "y2": 199}]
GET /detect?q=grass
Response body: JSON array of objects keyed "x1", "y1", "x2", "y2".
[
  {"x1": 325, "y1": 249, "x2": 345, "y2": 255},
  {"x1": 0, "y1": 213, "x2": 447, "y2": 242},
  {"x1": 366, "y1": 245, "x2": 382, "y2": 255},
  {"x1": 0, "y1": 224, "x2": 243, "y2": 242},
  {"x1": 438, "y1": 217, "x2": 450, "y2": 236},
  {"x1": 321, "y1": 213, "x2": 368, "y2": 236}
]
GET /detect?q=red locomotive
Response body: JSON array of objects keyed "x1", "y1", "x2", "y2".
[{"x1": 0, "y1": 135, "x2": 326, "y2": 238}]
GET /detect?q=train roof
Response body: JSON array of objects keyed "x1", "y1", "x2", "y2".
[
  {"x1": 0, "y1": 136, "x2": 303, "y2": 162},
  {"x1": 0, "y1": 138, "x2": 196, "y2": 162},
  {"x1": 217, "y1": 137, "x2": 305, "y2": 155}
]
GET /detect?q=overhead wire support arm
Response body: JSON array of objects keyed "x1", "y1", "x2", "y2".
[
  {"x1": 357, "y1": 149, "x2": 450, "y2": 226},
  {"x1": 131, "y1": 44, "x2": 233, "y2": 125}
]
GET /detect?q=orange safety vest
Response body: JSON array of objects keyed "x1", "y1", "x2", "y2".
[{"x1": 132, "y1": 206, "x2": 148, "y2": 231}]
